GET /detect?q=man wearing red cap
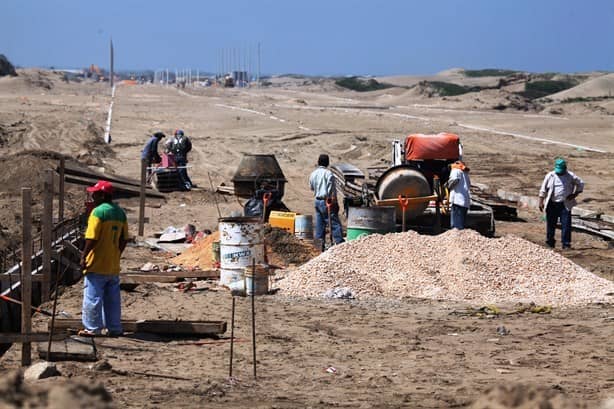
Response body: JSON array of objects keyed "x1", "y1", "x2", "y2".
[{"x1": 79, "y1": 180, "x2": 129, "y2": 336}]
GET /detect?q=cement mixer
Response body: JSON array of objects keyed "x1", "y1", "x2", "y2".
[{"x1": 332, "y1": 133, "x2": 495, "y2": 236}]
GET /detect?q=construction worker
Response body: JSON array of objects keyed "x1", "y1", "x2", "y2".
[
  {"x1": 141, "y1": 131, "x2": 165, "y2": 177},
  {"x1": 309, "y1": 154, "x2": 344, "y2": 251},
  {"x1": 447, "y1": 160, "x2": 471, "y2": 229},
  {"x1": 79, "y1": 180, "x2": 129, "y2": 337},
  {"x1": 166, "y1": 129, "x2": 193, "y2": 190},
  {"x1": 538, "y1": 158, "x2": 584, "y2": 249}
]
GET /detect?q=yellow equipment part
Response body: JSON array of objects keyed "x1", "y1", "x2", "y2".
[{"x1": 269, "y1": 211, "x2": 296, "y2": 233}]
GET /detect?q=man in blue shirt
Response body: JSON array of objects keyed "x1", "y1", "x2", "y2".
[
  {"x1": 538, "y1": 158, "x2": 584, "y2": 249},
  {"x1": 141, "y1": 132, "x2": 165, "y2": 177},
  {"x1": 309, "y1": 154, "x2": 344, "y2": 251},
  {"x1": 447, "y1": 161, "x2": 471, "y2": 229}
]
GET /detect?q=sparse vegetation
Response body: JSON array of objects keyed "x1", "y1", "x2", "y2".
[
  {"x1": 561, "y1": 96, "x2": 614, "y2": 103},
  {"x1": 520, "y1": 80, "x2": 577, "y2": 100},
  {"x1": 427, "y1": 81, "x2": 483, "y2": 96},
  {"x1": 464, "y1": 69, "x2": 520, "y2": 77},
  {"x1": 335, "y1": 77, "x2": 394, "y2": 92}
]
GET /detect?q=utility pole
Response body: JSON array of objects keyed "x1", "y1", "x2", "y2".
[
  {"x1": 110, "y1": 38, "x2": 114, "y2": 88},
  {"x1": 257, "y1": 42, "x2": 261, "y2": 87}
]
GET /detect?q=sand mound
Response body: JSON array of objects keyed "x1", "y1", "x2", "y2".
[
  {"x1": 0, "y1": 370, "x2": 114, "y2": 408},
  {"x1": 468, "y1": 384, "x2": 587, "y2": 409},
  {"x1": 171, "y1": 231, "x2": 220, "y2": 270},
  {"x1": 549, "y1": 73, "x2": 614, "y2": 100},
  {"x1": 278, "y1": 229, "x2": 614, "y2": 305},
  {"x1": 171, "y1": 227, "x2": 318, "y2": 270}
]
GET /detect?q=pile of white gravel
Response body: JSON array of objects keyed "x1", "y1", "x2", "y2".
[{"x1": 277, "y1": 229, "x2": 614, "y2": 306}]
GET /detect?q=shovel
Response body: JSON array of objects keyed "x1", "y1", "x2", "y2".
[
  {"x1": 398, "y1": 195, "x2": 410, "y2": 232},
  {"x1": 262, "y1": 192, "x2": 272, "y2": 223},
  {"x1": 325, "y1": 198, "x2": 335, "y2": 247}
]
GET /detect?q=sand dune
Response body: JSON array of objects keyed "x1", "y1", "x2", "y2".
[{"x1": 548, "y1": 72, "x2": 614, "y2": 100}]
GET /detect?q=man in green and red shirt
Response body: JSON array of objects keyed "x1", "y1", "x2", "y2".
[{"x1": 79, "y1": 180, "x2": 128, "y2": 336}]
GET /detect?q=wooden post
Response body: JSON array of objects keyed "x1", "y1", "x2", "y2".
[
  {"x1": 21, "y1": 188, "x2": 32, "y2": 366},
  {"x1": 138, "y1": 159, "x2": 146, "y2": 237},
  {"x1": 251, "y1": 259, "x2": 257, "y2": 380},
  {"x1": 41, "y1": 170, "x2": 53, "y2": 302},
  {"x1": 58, "y1": 158, "x2": 65, "y2": 221}
]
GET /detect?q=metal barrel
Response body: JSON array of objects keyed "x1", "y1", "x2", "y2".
[
  {"x1": 294, "y1": 215, "x2": 313, "y2": 240},
  {"x1": 376, "y1": 166, "x2": 432, "y2": 222},
  {"x1": 218, "y1": 217, "x2": 265, "y2": 286},
  {"x1": 346, "y1": 206, "x2": 396, "y2": 241}
]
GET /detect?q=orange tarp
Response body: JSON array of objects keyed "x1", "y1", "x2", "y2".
[{"x1": 404, "y1": 133, "x2": 460, "y2": 161}]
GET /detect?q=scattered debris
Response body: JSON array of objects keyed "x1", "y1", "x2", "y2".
[
  {"x1": 90, "y1": 360, "x2": 112, "y2": 372},
  {"x1": 139, "y1": 262, "x2": 159, "y2": 272},
  {"x1": 24, "y1": 362, "x2": 61, "y2": 381},
  {"x1": 323, "y1": 287, "x2": 354, "y2": 299}
]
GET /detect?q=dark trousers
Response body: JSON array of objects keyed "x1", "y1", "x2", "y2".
[
  {"x1": 175, "y1": 156, "x2": 192, "y2": 190},
  {"x1": 546, "y1": 201, "x2": 572, "y2": 248}
]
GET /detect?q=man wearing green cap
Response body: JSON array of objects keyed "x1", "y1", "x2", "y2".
[{"x1": 538, "y1": 158, "x2": 584, "y2": 249}]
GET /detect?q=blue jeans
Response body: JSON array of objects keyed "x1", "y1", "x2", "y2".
[
  {"x1": 546, "y1": 201, "x2": 571, "y2": 248},
  {"x1": 82, "y1": 273, "x2": 122, "y2": 334},
  {"x1": 450, "y1": 204, "x2": 468, "y2": 229},
  {"x1": 314, "y1": 199, "x2": 344, "y2": 246}
]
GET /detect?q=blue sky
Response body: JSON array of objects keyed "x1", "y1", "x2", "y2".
[{"x1": 2, "y1": 0, "x2": 614, "y2": 75}]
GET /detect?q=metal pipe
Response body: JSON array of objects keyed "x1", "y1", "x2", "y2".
[
  {"x1": 251, "y1": 259, "x2": 257, "y2": 379},
  {"x1": 229, "y1": 296, "x2": 235, "y2": 378}
]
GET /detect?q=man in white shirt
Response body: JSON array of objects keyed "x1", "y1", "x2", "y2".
[
  {"x1": 538, "y1": 158, "x2": 584, "y2": 249},
  {"x1": 447, "y1": 161, "x2": 471, "y2": 229},
  {"x1": 309, "y1": 154, "x2": 344, "y2": 251}
]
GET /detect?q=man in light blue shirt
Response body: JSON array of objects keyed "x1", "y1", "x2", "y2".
[
  {"x1": 447, "y1": 161, "x2": 471, "y2": 229},
  {"x1": 538, "y1": 158, "x2": 584, "y2": 249},
  {"x1": 309, "y1": 154, "x2": 344, "y2": 250}
]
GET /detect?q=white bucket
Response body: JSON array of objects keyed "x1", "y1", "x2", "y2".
[{"x1": 244, "y1": 265, "x2": 269, "y2": 296}]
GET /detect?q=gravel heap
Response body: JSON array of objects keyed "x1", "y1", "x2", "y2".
[{"x1": 277, "y1": 229, "x2": 614, "y2": 306}]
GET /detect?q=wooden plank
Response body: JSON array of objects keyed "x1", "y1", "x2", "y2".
[
  {"x1": 50, "y1": 319, "x2": 227, "y2": 335},
  {"x1": 143, "y1": 238, "x2": 190, "y2": 254},
  {"x1": 64, "y1": 174, "x2": 165, "y2": 199},
  {"x1": 0, "y1": 274, "x2": 46, "y2": 282},
  {"x1": 138, "y1": 159, "x2": 147, "y2": 237},
  {"x1": 216, "y1": 184, "x2": 235, "y2": 195},
  {"x1": 21, "y1": 187, "x2": 32, "y2": 366},
  {"x1": 127, "y1": 269, "x2": 220, "y2": 279},
  {"x1": 61, "y1": 161, "x2": 147, "y2": 188},
  {"x1": 41, "y1": 169, "x2": 53, "y2": 302},
  {"x1": 120, "y1": 274, "x2": 178, "y2": 284},
  {"x1": 58, "y1": 158, "x2": 65, "y2": 221},
  {"x1": 38, "y1": 337, "x2": 97, "y2": 362},
  {"x1": 0, "y1": 332, "x2": 67, "y2": 343}
]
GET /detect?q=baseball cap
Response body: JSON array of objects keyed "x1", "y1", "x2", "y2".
[
  {"x1": 554, "y1": 158, "x2": 567, "y2": 174},
  {"x1": 87, "y1": 180, "x2": 114, "y2": 194}
]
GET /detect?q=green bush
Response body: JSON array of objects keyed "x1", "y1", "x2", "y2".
[
  {"x1": 561, "y1": 96, "x2": 614, "y2": 103},
  {"x1": 428, "y1": 81, "x2": 483, "y2": 96},
  {"x1": 464, "y1": 69, "x2": 520, "y2": 77},
  {"x1": 521, "y1": 80, "x2": 577, "y2": 100},
  {"x1": 335, "y1": 77, "x2": 394, "y2": 92}
]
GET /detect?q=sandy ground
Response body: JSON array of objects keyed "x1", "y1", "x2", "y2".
[{"x1": 0, "y1": 70, "x2": 613, "y2": 407}]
